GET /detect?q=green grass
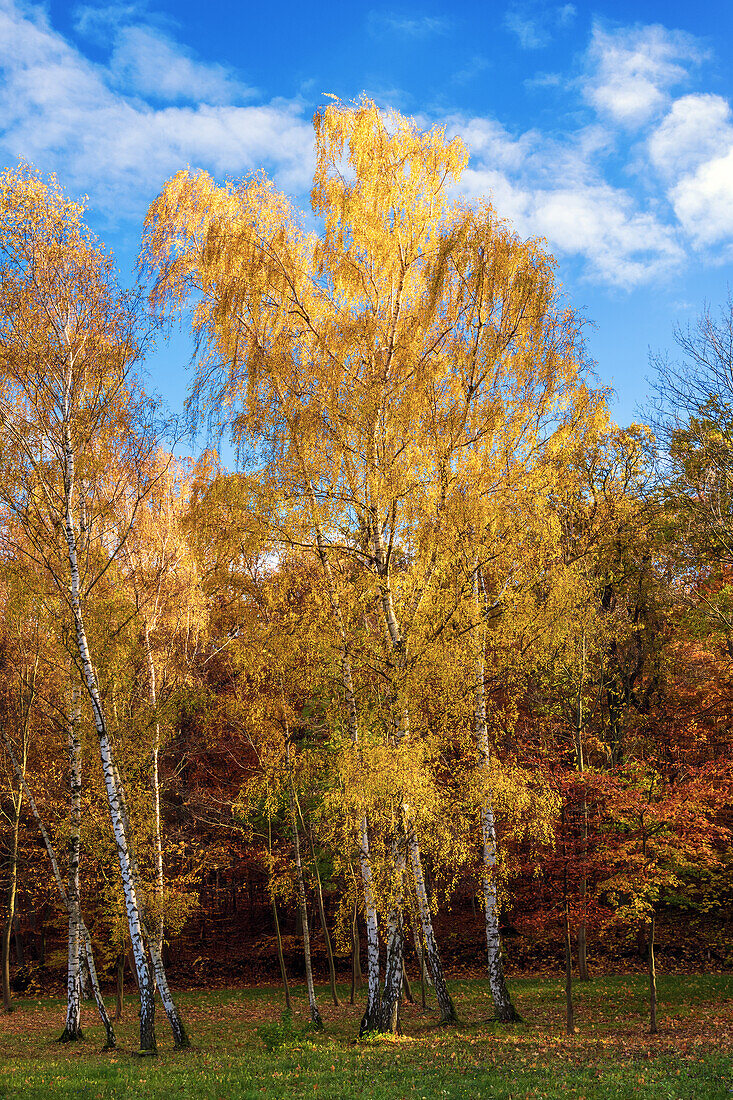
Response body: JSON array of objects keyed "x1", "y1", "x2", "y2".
[{"x1": 0, "y1": 974, "x2": 730, "y2": 1099}]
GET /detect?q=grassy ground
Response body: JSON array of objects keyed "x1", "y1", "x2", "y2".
[{"x1": 0, "y1": 974, "x2": 730, "y2": 1099}]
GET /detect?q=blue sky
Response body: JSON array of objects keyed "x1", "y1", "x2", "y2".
[{"x1": 2, "y1": 0, "x2": 733, "y2": 435}]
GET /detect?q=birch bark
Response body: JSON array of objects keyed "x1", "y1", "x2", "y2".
[
  {"x1": 376, "y1": 838, "x2": 406, "y2": 1034},
  {"x1": 472, "y1": 569, "x2": 519, "y2": 1022},
  {"x1": 371, "y1": 517, "x2": 456, "y2": 1025},
  {"x1": 405, "y1": 823, "x2": 457, "y2": 1022},
  {"x1": 0, "y1": 724, "x2": 116, "y2": 1046},
  {"x1": 59, "y1": 695, "x2": 83, "y2": 1042},
  {"x1": 143, "y1": 623, "x2": 165, "y2": 960},
  {"x1": 61, "y1": 400, "x2": 156, "y2": 1055},
  {"x1": 79, "y1": 949, "x2": 92, "y2": 1000},
  {"x1": 109, "y1": 759, "x2": 189, "y2": 1049}
]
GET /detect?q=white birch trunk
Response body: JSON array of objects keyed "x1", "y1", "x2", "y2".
[
  {"x1": 405, "y1": 825, "x2": 457, "y2": 1022},
  {"x1": 358, "y1": 816, "x2": 381, "y2": 1031},
  {"x1": 143, "y1": 624, "x2": 165, "y2": 960},
  {"x1": 377, "y1": 837, "x2": 406, "y2": 1034},
  {"x1": 371, "y1": 519, "x2": 455, "y2": 1024},
  {"x1": 473, "y1": 568, "x2": 518, "y2": 1022},
  {"x1": 0, "y1": 725, "x2": 116, "y2": 1047},
  {"x1": 59, "y1": 695, "x2": 83, "y2": 1042},
  {"x1": 61, "y1": 409, "x2": 156, "y2": 1055},
  {"x1": 109, "y1": 757, "x2": 189, "y2": 1048}
]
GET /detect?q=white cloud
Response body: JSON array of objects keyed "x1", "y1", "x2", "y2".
[
  {"x1": 669, "y1": 150, "x2": 733, "y2": 248},
  {"x1": 505, "y1": 9, "x2": 546, "y2": 50},
  {"x1": 0, "y1": 0, "x2": 313, "y2": 215},
  {"x1": 525, "y1": 71, "x2": 563, "y2": 90},
  {"x1": 646, "y1": 95, "x2": 733, "y2": 249},
  {"x1": 583, "y1": 22, "x2": 702, "y2": 128},
  {"x1": 451, "y1": 114, "x2": 683, "y2": 287},
  {"x1": 504, "y1": 3, "x2": 577, "y2": 50},
  {"x1": 73, "y1": 2, "x2": 147, "y2": 41},
  {"x1": 649, "y1": 94, "x2": 733, "y2": 177},
  {"x1": 461, "y1": 165, "x2": 682, "y2": 287},
  {"x1": 109, "y1": 26, "x2": 252, "y2": 104},
  {"x1": 530, "y1": 184, "x2": 682, "y2": 284},
  {"x1": 368, "y1": 12, "x2": 449, "y2": 37},
  {"x1": 1, "y1": 3, "x2": 730, "y2": 285}
]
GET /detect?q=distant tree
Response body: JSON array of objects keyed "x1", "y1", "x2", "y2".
[{"x1": 650, "y1": 297, "x2": 733, "y2": 656}]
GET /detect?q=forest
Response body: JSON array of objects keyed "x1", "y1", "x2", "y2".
[{"x1": 0, "y1": 99, "x2": 731, "y2": 1096}]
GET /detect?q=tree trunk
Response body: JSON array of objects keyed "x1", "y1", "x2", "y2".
[
  {"x1": 79, "y1": 948, "x2": 92, "y2": 1000},
  {"x1": 0, "y1": 721, "x2": 115, "y2": 1046},
  {"x1": 304, "y1": 818, "x2": 339, "y2": 1006},
  {"x1": 291, "y1": 813, "x2": 322, "y2": 1029},
  {"x1": 371, "y1": 518, "x2": 455, "y2": 1027},
  {"x1": 405, "y1": 825, "x2": 457, "y2": 1023},
  {"x1": 649, "y1": 914, "x2": 657, "y2": 1035},
  {"x1": 268, "y1": 818, "x2": 291, "y2": 1012},
  {"x1": 576, "y1": 631, "x2": 589, "y2": 982},
  {"x1": 2, "y1": 780, "x2": 22, "y2": 1014},
  {"x1": 358, "y1": 816, "x2": 381, "y2": 1032},
  {"x1": 59, "y1": 698, "x2": 83, "y2": 1043},
  {"x1": 473, "y1": 567, "x2": 519, "y2": 1023},
  {"x1": 96, "y1": 738, "x2": 156, "y2": 1053},
  {"x1": 418, "y1": 923, "x2": 427, "y2": 1008},
  {"x1": 409, "y1": 907, "x2": 432, "y2": 988},
  {"x1": 350, "y1": 899, "x2": 359, "y2": 1005},
  {"x1": 284, "y1": 734, "x2": 322, "y2": 1030},
  {"x1": 563, "y1": 899, "x2": 575, "y2": 1036},
  {"x1": 578, "y1": 924, "x2": 588, "y2": 983},
  {"x1": 61, "y1": 412, "x2": 156, "y2": 1055},
  {"x1": 115, "y1": 952, "x2": 124, "y2": 1022},
  {"x1": 402, "y1": 960, "x2": 414, "y2": 1004},
  {"x1": 378, "y1": 895, "x2": 405, "y2": 1034},
  {"x1": 353, "y1": 907, "x2": 363, "y2": 989},
  {"x1": 109, "y1": 759, "x2": 189, "y2": 1049},
  {"x1": 310, "y1": 508, "x2": 380, "y2": 1027},
  {"x1": 144, "y1": 624, "x2": 165, "y2": 960},
  {"x1": 12, "y1": 917, "x2": 24, "y2": 968},
  {"x1": 272, "y1": 898, "x2": 291, "y2": 1012}
]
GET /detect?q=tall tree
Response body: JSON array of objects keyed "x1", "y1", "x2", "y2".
[
  {"x1": 144, "y1": 97, "x2": 597, "y2": 1033},
  {"x1": 0, "y1": 167, "x2": 187, "y2": 1053}
]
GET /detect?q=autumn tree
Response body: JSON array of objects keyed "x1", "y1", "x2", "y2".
[
  {"x1": 0, "y1": 167, "x2": 187, "y2": 1053},
  {"x1": 143, "y1": 96, "x2": 598, "y2": 1032}
]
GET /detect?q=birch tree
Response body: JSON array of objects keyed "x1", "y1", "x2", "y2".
[
  {"x1": 143, "y1": 96, "x2": 595, "y2": 1033},
  {"x1": 0, "y1": 167, "x2": 187, "y2": 1053}
]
